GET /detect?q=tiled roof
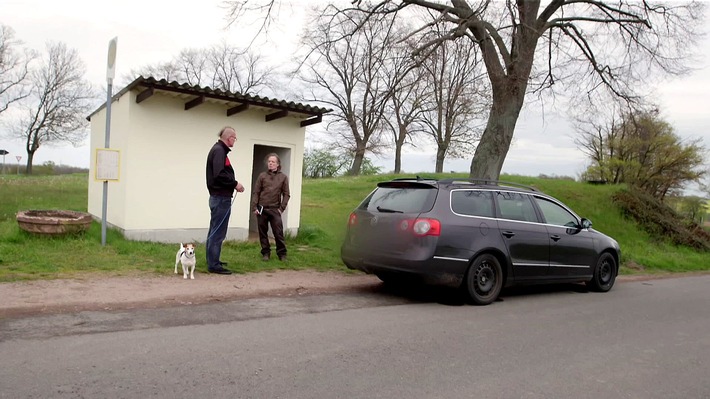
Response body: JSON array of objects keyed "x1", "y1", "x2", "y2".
[{"x1": 87, "y1": 76, "x2": 332, "y2": 125}]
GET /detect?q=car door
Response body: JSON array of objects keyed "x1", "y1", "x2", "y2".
[
  {"x1": 532, "y1": 195, "x2": 596, "y2": 279},
  {"x1": 494, "y1": 191, "x2": 550, "y2": 281},
  {"x1": 444, "y1": 189, "x2": 498, "y2": 259}
]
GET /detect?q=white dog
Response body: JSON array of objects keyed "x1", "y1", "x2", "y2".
[{"x1": 175, "y1": 243, "x2": 196, "y2": 280}]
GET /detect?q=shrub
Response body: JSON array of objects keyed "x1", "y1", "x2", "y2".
[{"x1": 612, "y1": 188, "x2": 710, "y2": 251}]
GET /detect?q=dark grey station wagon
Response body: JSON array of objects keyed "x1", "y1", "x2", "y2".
[{"x1": 341, "y1": 177, "x2": 621, "y2": 305}]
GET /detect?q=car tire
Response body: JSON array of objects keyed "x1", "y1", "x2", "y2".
[
  {"x1": 464, "y1": 254, "x2": 503, "y2": 306},
  {"x1": 586, "y1": 252, "x2": 617, "y2": 292}
]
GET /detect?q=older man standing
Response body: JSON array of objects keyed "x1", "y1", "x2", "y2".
[{"x1": 205, "y1": 126, "x2": 245, "y2": 274}]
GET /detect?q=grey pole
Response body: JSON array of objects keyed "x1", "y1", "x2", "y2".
[
  {"x1": 102, "y1": 37, "x2": 117, "y2": 246},
  {"x1": 0, "y1": 150, "x2": 7, "y2": 174}
]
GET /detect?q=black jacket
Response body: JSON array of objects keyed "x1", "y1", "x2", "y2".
[{"x1": 206, "y1": 140, "x2": 238, "y2": 196}]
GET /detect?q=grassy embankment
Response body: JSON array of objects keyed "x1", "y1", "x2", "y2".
[{"x1": 0, "y1": 173, "x2": 707, "y2": 282}]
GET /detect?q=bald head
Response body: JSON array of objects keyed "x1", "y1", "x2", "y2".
[{"x1": 219, "y1": 127, "x2": 237, "y2": 148}]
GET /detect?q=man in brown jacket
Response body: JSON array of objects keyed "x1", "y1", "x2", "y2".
[{"x1": 251, "y1": 153, "x2": 290, "y2": 261}]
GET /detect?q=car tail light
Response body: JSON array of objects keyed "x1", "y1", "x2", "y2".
[
  {"x1": 403, "y1": 218, "x2": 441, "y2": 237},
  {"x1": 347, "y1": 212, "x2": 357, "y2": 228}
]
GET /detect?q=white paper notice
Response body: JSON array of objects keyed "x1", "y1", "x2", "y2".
[{"x1": 96, "y1": 149, "x2": 120, "y2": 181}]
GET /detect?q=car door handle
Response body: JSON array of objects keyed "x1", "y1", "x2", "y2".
[
  {"x1": 550, "y1": 235, "x2": 561, "y2": 242},
  {"x1": 502, "y1": 231, "x2": 515, "y2": 238}
]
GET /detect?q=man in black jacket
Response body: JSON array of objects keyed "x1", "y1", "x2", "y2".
[{"x1": 205, "y1": 126, "x2": 245, "y2": 274}]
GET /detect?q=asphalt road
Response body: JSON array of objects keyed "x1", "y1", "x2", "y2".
[{"x1": 1, "y1": 275, "x2": 709, "y2": 398}]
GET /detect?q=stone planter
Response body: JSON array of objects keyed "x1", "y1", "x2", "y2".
[{"x1": 16, "y1": 210, "x2": 93, "y2": 235}]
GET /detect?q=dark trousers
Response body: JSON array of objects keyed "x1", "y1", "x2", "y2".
[
  {"x1": 206, "y1": 195, "x2": 232, "y2": 269},
  {"x1": 257, "y1": 208, "x2": 286, "y2": 257}
]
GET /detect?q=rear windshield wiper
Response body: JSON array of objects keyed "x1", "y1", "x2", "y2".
[{"x1": 376, "y1": 206, "x2": 403, "y2": 213}]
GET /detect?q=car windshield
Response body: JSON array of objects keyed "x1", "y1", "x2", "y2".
[{"x1": 359, "y1": 186, "x2": 437, "y2": 214}]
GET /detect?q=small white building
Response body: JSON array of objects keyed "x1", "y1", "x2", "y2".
[{"x1": 86, "y1": 76, "x2": 330, "y2": 243}]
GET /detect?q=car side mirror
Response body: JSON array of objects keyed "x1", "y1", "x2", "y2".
[{"x1": 581, "y1": 218, "x2": 592, "y2": 229}]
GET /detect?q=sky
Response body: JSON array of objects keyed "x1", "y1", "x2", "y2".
[{"x1": 2, "y1": 0, "x2": 709, "y2": 186}]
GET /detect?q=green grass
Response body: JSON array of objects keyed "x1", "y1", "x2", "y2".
[{"x1": 0, "y1": 173, "x2": 707, "y2": 282}]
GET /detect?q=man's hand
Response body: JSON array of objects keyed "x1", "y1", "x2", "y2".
[{"x1": 236, "y1": 182, "x2": 245, "y2": 193}]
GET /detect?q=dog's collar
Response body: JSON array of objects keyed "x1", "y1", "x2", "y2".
[{"x1": 179, "y1": 250, "x2": 195, "y2": 259}]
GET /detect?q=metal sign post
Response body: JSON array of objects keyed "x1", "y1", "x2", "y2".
[
  {"x1": 0, "y1": 149, "x2": 7, "y2": 174},
  {"x1": 102, "y1": 37, "x2": 118, "y2": 246}
]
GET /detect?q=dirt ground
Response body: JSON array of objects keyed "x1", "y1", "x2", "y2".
[
  {"x1": 2, "y1": 270, "x2": 706, "y2": 319},
  {"x1": 0, "y1": 270, "x2": 381, "y2": 318}
]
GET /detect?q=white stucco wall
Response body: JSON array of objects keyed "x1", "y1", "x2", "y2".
[{"x1": 88, "y1": 89, "x2": 306, "y2": 243}]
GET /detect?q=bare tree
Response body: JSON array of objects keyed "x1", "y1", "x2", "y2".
[
  {"x1": 0, "y1": 25, "x2": 34, "y2": 116},
  {"x1": 417, "y1": 22, "x2": 489, "y2": 173},
  {"x1": 125, "y1": 61, "x2": 182, "y2": 85},
  {"x1": 11, "y1": 42, "x2": 94, "y2": 174},
  {"x1": 207, "y1": 42, "x2": 278, "y2": 94},
  {"x1": 226, "y1": 1, "x2": 705, "y2": 179},
  {"x1": 379, "y1": 26, "x2": 429, "y2": 174},
  {"x1": 298, "y1": 9, "x2": 399, "y2": 175},
  {"x1": 131, "y1": 43, "x2": 277, "y2": 95},
  {"x1": 383, "y1": 64, "x2": 427, "y2": 173},
  {"x1": 174, "y1": 48, "x2": 209, "y2": 86}
]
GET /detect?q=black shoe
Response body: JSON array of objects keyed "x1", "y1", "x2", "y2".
[
  {"x1": 262, "y1": 254, "x2": 270, "y2": 261},
  {"x1": 208, "y1": 267, "x2": 232, "y2": 275},
  {"x1": 278, "y1": 255, "x2": 287, "y2": 262},
  {"x1": 219, "y1": 261, "x2": 228, "y2": 266}
]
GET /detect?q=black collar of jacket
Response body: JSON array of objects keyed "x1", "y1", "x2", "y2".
[{"x1": 217, "y1": 140, "x2": 231, "y2": 152}]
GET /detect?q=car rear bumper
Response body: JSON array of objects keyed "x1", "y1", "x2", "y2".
[{"x1": 341, "y1": 246, "x2": 469, "y2": 287}]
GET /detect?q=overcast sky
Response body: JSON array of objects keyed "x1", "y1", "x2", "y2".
[{"x1": 2, "y1": 0, "x2": 709, "y2": 181}]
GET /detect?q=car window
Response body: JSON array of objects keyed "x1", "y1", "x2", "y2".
[
  {"x1": 450, "y1": 190, "x2": 495, "y2": 217},
  {"x1": 495, "y1": 192, "x2": 538, "y2": 222},
  {"x1": 360, "y1": 187, "x2": 436, "y2": 213},
  {"x1": 533, "y1": 196, "x2": 578, "y2": 227}
]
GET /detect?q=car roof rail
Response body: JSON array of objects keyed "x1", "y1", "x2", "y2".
[
  {"x1": 390, "y1": 175, "x2": 437, "y2": 182},
  {"x1": 437, "y1": 178, "x2": 538, "y2": 192}
]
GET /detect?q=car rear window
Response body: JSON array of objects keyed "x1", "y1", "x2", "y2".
[{"x1": 359, "y1": 184, "x2": 437, "y2": 213}]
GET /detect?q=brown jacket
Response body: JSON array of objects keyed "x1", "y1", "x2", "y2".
[{"x1": 251, "y1": 170, "x2": 290, "y2": 212}]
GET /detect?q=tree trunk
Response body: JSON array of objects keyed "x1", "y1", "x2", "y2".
[
  {"x1": 348, "y1": 146, "x2": 365, "y2": 176},
  {"x1": 466, "y1": 0, "x2": 539, "y2": 180},
  {"x1": 25, "y1": 151, "x2": 35, "y2": 175},
  {"x1": 435, "y1": 145, "x2": 446, "y2": 173},
  {"x1": 469, "y1": 89, "x2": 525, "y2": 179},
  {"x1": 393, "y1": 123, "x2": 407, "y2": 174},
  {"x1": 393, "y1": 144, "x2": 402, "y2": 174},
  {"x1": 25, "y1": 132, "x2": 40, "y2": 175}
]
